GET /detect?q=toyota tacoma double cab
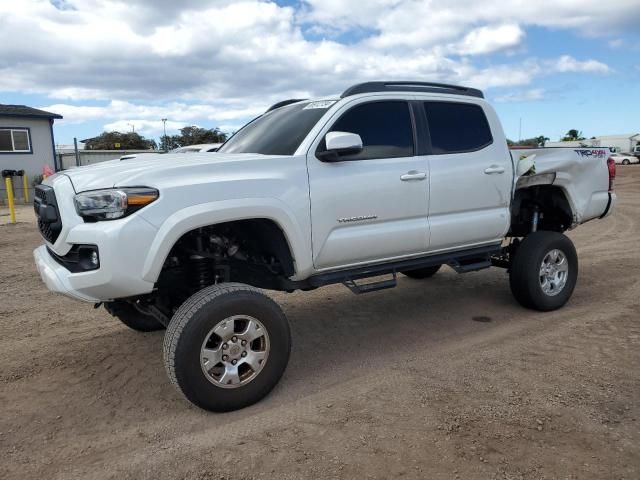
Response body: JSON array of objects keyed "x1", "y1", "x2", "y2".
[{"x1": 33, "y1": 81, "x2": 617, "y2": 412}]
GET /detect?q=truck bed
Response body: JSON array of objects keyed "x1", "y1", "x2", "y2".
[{"x1": 511, "y1": 147, "x2": 614, "y2": 226}]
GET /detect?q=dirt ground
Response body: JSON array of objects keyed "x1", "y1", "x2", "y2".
[
  {"x1": 1, "y1": 168, "x2": 639, "y2": 480},
  {"x1": 0, "y1": 203, "x2": 36, "y2": 225}
]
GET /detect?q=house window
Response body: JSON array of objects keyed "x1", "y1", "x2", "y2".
[{"x1": 0, "y1": 128, "x2": 32, "y2": 153}]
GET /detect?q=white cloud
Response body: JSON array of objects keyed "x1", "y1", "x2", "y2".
[
  {"x1": 551, "y1": 55, "x2": 611, "y2": 74},
  {"x1": 42, "y1": 100, "x2": 265, "y2": 135},
  {"x1": 304, "y1": 0, "x2": 639, "y2": 37},
  {"x1": 457, "y1": 24, "x2": 525, "y2": 56},
  {"x1": 103, "y1": 119, "x2": 188, "y2": 136},
  {"x1": 495, "y1": 88, "x2": 546, "y2": 103},
  {"x1": 608, "y1": 38, "x2": 624, "y2": 48},
  {"x1": 0, "y1": 1, "x2": 621, "y2": 99},
  {"x1": 0, "y1": 0, "x2": 630, "y2": 137}
]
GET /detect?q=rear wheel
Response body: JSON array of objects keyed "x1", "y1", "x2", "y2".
[
  {"x1": 104, "y1": 301, "x2": 164, "y2": 332},
  {"x1": 509, "y1": 231, "x2": 578, "y2": 311},
  {"x1": 163, "y1": 283, "x2": 291, "y2": 412},
  {"x1": 622, "y1": 159, "x2": 630, "y2": 165},
  {"x1": 402, "y1": 264, "x2": 441, "y2": 279}
]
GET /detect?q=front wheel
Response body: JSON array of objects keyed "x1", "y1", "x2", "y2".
[
  {"x1": 509, "y1": 231, "x2": 578, "y2": 311},
  {"x1": 163, "y1": 283, "x2": 291, "y2": 412},
  {"x1": 622, "y1": 159, "x2": 630, "y2": 165}
]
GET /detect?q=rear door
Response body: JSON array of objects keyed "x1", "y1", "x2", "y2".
[
  {"x1": 421, "y1": 100, "x2": 512, "y2": 251},
  {"x1": 306, "y1": 99, "x2": 430, "y2": 270}
]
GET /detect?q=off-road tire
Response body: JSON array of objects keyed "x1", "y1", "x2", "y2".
[
  {"x1": 401, "y1": 265, "x2": 441, "y2": 279},
  {"x1": 163, "y1": 283, "x2": 291, "y2": 412},
  {"x1": 104, "y1": 301, "x2": 164, "y2": 332},
  {"x1": 509, "y1": 231, "x2": 578, "y2": 311}
]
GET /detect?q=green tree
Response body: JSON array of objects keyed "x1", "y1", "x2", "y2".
[
  {"x1": 506, "y1": 135, "x2": 549, "y2": 147},
  {"x1": 160, "y1": 135, "x2": 177, "y2": 151},
  {"x1": 535, "y1": 135, "x2": 550, "y2": 147},
  {"x1": 163, "y1": 126, "x2": 228, "y2": 151},
  {"x1": 84, "y1": 131, "x2": 157, "y2": 150},
  {"x1": 561, "y1": 129, "x2": 585, "y2": 141}
]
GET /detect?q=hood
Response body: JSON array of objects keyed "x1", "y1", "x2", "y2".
[{"x1": 61, "y1": 152, "x2": 274, "y2": 192}]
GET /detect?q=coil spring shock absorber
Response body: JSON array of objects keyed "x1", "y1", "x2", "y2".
[
  {"x1": 191, "y1": 231, "x2": 213, "y2": 290},
  {"x1": 191, "y1": 255, "x2": 213, "y2": 290}
]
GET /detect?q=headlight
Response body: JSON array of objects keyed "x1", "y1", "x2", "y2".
[{"x1": 74, "y1": 187, "x2": 159, "y2": 221}]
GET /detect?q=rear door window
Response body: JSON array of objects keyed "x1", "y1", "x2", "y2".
[{"x1": 424, "y1": 102, "x2": 492, "y2": 154}]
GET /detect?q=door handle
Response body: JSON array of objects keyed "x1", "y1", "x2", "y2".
[
  {"x1": 400, "y1": 171, "x2": 427, "y2": 181},
  {"x1": 484, "y1": 165, "x2": 505, "y2": 174}
]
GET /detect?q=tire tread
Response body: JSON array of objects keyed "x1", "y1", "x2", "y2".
[
  {"x1": 163, "y1": 283, "x2": 285, "y2": 406},
  {"x1": 509, "y1": 231, "x2": 577, "y2": 311}
]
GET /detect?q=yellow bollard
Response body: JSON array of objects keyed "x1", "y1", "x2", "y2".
[
  {"x1": 5, "y1": 176, "x2": 16, "y2": 224},
  {"x1": 22, "y1": 174, "x2": 29, "y2": 204}
]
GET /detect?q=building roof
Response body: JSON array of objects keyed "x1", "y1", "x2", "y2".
[
  {"x1": 595, "y1": 133, "x2": 639, "y2": 140},
  {"x1": 0, "y1": 104, "x2": 63, "y2": 120}
]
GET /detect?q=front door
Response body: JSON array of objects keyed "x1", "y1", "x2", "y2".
[{"x1": 306, "y1": 99, "x2": 430, "y2": 270}]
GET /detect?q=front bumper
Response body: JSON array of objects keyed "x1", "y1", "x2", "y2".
[
  {"x1": 34, "y1": 245, "x2": 100, "y2": 302},
  {"x1": 33, "y1": 175, "x2": 159, "y2": 303}
]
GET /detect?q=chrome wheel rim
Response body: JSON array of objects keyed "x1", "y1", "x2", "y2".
[
  {"x1": 200, "y1": 315, "x2": 270, "y2": 389},
  {"x1": 539, "y1": 249, "x2": 569, "y2": 296}
]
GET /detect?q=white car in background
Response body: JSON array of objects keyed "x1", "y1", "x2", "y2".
[
  {"x1": 170, "y1": 143, "x2": 222, "y2": 153},
  {"x1": 119, "y1": 143, "x2": 222, "y2": 161},
  {"x1": 610, "y1": 153, "x2": 639, "y2": 165}
]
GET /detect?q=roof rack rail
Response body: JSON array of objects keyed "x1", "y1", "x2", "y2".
[
  {"x1": 341, "y1": 81, "x2": 484, "y2": 99},
  {"x1": 265, "y1": 99, "x2": 307, "y2": 113}
]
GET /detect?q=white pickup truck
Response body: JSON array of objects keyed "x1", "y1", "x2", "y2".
[{"x1": 33, "y1": 81, "x2": 616, "y2": 412}]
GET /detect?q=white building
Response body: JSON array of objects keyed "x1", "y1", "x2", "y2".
[{"x1": 547, "y1": 133, "x2": 640, "y2": 153}]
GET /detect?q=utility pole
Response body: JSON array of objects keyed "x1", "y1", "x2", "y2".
[
  {"x1": 128, "y1": 122, "x2": 135, "y2": 133},
  {"x1": 518, "y1": 117, "x2": 522, "y2": 142},
  {"x1": 161, "y1": 118, "x2": 168, "y2": 151},
  {"x1": 73, "y1": 137, "x2": 80, "y2": 167}
]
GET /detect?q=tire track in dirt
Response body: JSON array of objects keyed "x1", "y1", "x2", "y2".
[{"x1": 59, "y1": 274, "x2": 640, "y2": 479}]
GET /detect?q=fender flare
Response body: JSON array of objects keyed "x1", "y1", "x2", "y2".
[{"x1": 140, "y1": 198, "x2": 312, "y2": 283}]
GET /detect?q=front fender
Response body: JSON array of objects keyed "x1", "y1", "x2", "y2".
[{"x1": 140, "y1": 198, "x2": 313, "y2": 283}]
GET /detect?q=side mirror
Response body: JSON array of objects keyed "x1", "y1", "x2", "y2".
[{"x1": 317, "y1": 131, "x2": 363, "y2": 162}]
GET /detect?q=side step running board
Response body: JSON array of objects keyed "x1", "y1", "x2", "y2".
[
  {"x1": 294, "y1": 244, "x2": 502, "y2": 293},
  {"x1": 448, "y1": 258, "x2": 492, "y2": 273},
  {"x1": 343, "y1": 272, "x2": 397, "y2": 294}
]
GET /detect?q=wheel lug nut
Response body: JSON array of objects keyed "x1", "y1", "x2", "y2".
[
  {"x1": 241, "y1": 340, "x2": 247, "y2": 346},
  {"x1": 241, "y1": 351, "x2": 247, "y2": 357},
  {"x1": 232, "y1": 336, "x2": 237, "y2": 343},
  {"x1": 222, "y1": 355, "x2": 228, "y2": 361},
  {"x1": 222, "y1": 343, "x2": 228, "y2": 350},
  {"x1": 232, "y1": 359, "x2": 237, "y2": 365}
]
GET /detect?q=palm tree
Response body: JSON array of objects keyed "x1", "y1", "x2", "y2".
[{"x1": 561, "y1": 129, "x2": 585, "y2": 141}]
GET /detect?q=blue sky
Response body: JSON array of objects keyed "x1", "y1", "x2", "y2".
[
  {"x1": 1, "y1": 0, "x2": 638, "y2": 146},
  {"x1": 491, "y1": 27, "x2": 640, "y2": 140}
]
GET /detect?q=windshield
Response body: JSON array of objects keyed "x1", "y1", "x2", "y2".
[{"x1": 218, "y1": 101, "x2": 334, "y2": 155}]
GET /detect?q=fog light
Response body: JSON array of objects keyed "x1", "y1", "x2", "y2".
[{"x1": 77, "y1": 245, "x2": 100, "y2": 271}]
